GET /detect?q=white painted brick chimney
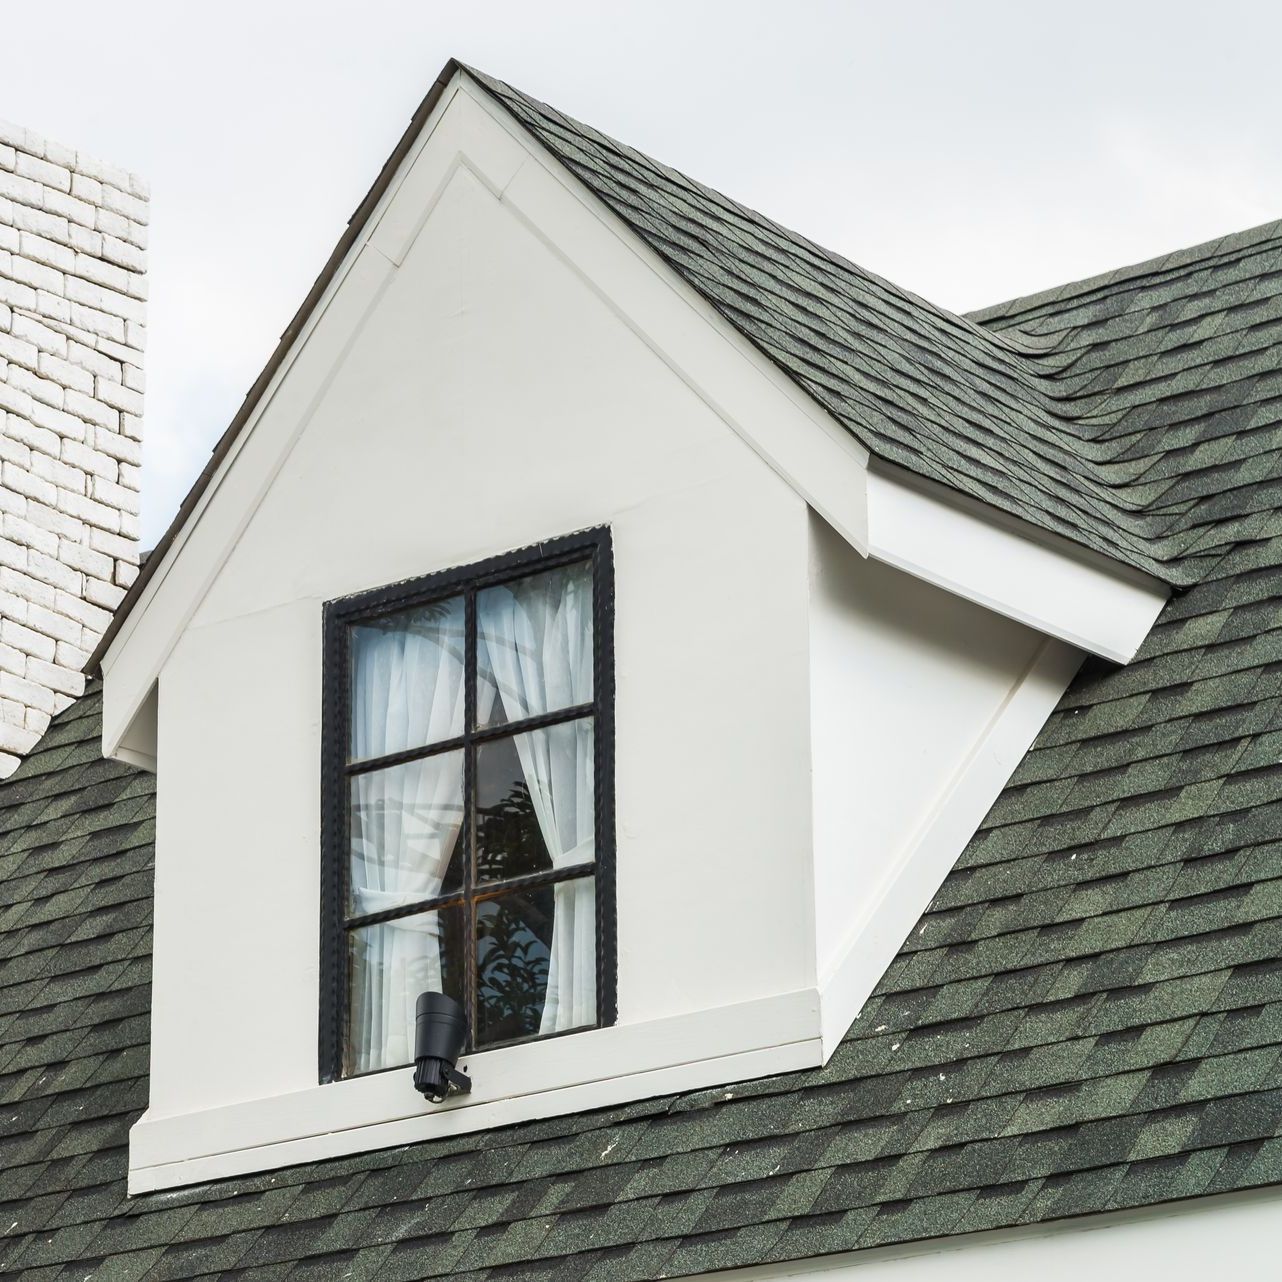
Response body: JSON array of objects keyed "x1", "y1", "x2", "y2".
[{"x1": 0, "y1": 119, "x2": 146, "y2": 775}]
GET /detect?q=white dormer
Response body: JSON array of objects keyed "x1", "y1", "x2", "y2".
[{"x1": 99, "y1": 67, "x2": 1167, "y2": 1192}]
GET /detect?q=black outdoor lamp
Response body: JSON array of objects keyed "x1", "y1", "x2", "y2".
[{"x1": 412, "y1": 991, "x2": 473, "y2": 1103}]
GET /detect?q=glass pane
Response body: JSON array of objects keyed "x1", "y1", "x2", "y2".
[
  {"x1": 349, "y1": 751, "x2": 464, "y2": 912},
  {"x1": 350, "y1": 595, "x2": 465, "y2": 761},
  {"x1": 475, "y1": 719, "x2": 595, "y2": 883},
  {"x1": 475, "y1": 876, "x2": 596, "y2": 1046},
  {"x1": 347, "y1": 905, "x2": 464, "y2": 1074},
  {"x1": 477, "y1": 561, "x2": 593, "y2": 730}
]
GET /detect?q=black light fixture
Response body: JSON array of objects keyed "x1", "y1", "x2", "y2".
[{"x1": 412, "y1": 991, "x2": 472, "y2": 1103}]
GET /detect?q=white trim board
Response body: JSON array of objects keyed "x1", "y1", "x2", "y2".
[
  {"x1": 865, "y1": 463, "x2": 1168, "y2": 664},
  {"x1": 689, "y1": 1185, "x2": 1282, "y2": 1281}
]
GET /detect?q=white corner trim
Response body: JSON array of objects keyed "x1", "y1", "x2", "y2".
[
  {"x1": 128, "y1": 989, "x2": 823, "y2": 1194},
  {"x1": 816, "y1": 635, "x2": 1081, "y2": 1058},
  {"x1": 865, "y1": 463, "x2": 1168, "y2": 664},
  {"x1": 108, "y1": 682, "x2": 158, "y2": 773},
  {"x1": 110, "y1": 745, "x2": 157, "y2": 773}
]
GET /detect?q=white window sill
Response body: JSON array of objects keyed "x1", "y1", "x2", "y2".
[{"x1": 127, "y1": 988, "x2": 823, "y2": 1193}]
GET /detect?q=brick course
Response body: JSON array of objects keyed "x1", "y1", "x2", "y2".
[{"x1": 0, "y1": 118, "x2": 144, "y2": 774}]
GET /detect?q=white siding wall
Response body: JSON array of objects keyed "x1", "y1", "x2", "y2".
[
  {"x1": 149, "y1": 158, "x2": 815, "y2": 1121},
  {"x1": 699, "y1": 1189, "x2": 1282, "y2": 1281}
]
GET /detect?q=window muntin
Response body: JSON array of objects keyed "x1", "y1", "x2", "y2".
[{"x1": 320, "y1": 531, "x2": 614, "y2": 1081}]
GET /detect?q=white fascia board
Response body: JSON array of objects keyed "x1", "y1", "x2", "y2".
[
  {"x1": 98, "y1": 72, "x2": 871, "y2": 762},
  {"x1": 128, "y1": 988, "x2": 822, "y2": 1193},
  {"x1": 99, "y1": 234, "x2": 403, "y2": 760},
  {"x1": 816, "y1": 634, "x2": 1081, "y2": 1058},
  {"x1": 865, "y1": 462, "x2": 1169, "y2": 663},
  {"x1": 456, "y1": 81, "x2": 872, "y2": 550}
]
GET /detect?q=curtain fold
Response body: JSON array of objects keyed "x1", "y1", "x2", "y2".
[
  {"x1": 348, "y1": 600, "x2": 466, "y2": 1072},
  {"x1": 478, "y1": 564, "x2": 597, "y2": 1033}
]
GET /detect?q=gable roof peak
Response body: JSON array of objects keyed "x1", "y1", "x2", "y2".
[{"x1": 89, "y1": 61, "x2": 1282, "y2": 671}]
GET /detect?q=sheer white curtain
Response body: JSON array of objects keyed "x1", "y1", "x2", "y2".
[
  {"x1": 478, "y1": 564, "x2": 597, "y2": 1033},
  {"x1": 349, "y1": 599, "x2": 465, "y2": 1072}
]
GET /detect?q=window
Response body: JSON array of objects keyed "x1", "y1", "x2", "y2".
[{"x1": 319, "y1": 529, "x2": 615, "y2": 1080}]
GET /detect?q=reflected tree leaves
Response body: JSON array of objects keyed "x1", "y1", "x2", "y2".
[{"x1": 476, "y1": 882, "x2": 554, "y2": 1044}]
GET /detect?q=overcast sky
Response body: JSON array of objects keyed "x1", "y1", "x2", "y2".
[{"x1": 4, "y1": 0, "x2": 1280, "y2": 545}]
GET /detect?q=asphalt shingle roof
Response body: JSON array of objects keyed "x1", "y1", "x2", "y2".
[{"x1": 7, "y1": 70, "x2": 1282, "y2": 1282}]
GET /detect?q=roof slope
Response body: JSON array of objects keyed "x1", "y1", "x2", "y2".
[{"x1": 7, "y1": 222, "x2": 1282, "y2": 1275}]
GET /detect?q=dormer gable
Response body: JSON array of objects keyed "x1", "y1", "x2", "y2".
[{"x1": 95, "y1": 65, "x2": 1167, "y2": 1193}]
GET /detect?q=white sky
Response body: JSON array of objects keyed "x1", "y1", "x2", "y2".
[{"x1": 4, "y1": 0, "x2": 1280, "y2": 546}]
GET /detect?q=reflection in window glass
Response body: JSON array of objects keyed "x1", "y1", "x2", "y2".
[
  {"x1": 475, "y1": 877, "x2": 596, "y2": 1046},
  {"x1": 476, "y1": 885, "x2": 554, "y2": 1045},
  {"x1": 475, "y1": 733, "x2": 550, "y2": 883},
  {"x1": 475, "y1": 721, "x2": 595, "y2": 883}
]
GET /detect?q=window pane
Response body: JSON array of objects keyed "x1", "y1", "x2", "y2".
[
  {"x1": 477, "y1": 561, "x2": 593, "y2": 730},
  {"x1": 347, "y1": 905, "x2": 464, "y2": 1074},
  {"x1": 349, "y1": 751, "x2": 464, "y2": 913},
  {"x1": 350, "y1": 595, "x2": 465, "y2": 761},
  {"x1": 475, "y1": 719, "x2": 594, "y2": 883},
  {"x1": 475, "y1": 876, "x2": 596, "y2": 1046}
]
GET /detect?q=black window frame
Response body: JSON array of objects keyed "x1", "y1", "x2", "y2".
[{"x1": 319, "y1": 526, "x2": 615, "y2": 1083}]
